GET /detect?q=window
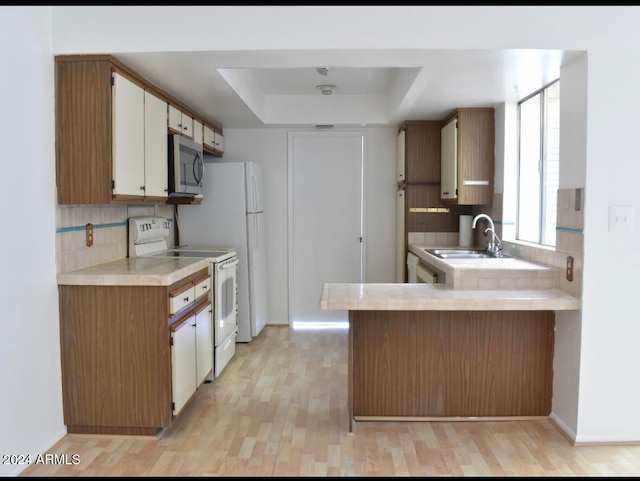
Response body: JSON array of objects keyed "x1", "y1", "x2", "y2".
[{"x1": 517, "y1": 80, "x2": 560, "y2": 247}]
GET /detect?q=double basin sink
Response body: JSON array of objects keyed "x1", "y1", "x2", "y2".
[{"x1": 426, "y1": 248, "x2": 513, "y2": 260}]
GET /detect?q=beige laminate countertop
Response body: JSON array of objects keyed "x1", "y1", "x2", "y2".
[
  {"x1": 320, "y1": 283, "x2": 581, "y2": 311},
  {"x1": 57, "y1": 257, "x2": 210, "y2": 286}
]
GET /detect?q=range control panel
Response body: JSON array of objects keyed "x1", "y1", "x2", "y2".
[{"x1": 128, "y1": 216, "x2": 172, "y2": 256}]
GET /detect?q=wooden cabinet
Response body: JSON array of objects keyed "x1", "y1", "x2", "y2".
[
  {"x1": 168, "y1": 104, "x2": 194, "y2": 139},
  {"x1": 193, "y1": 118, "x2": 204, "y2": 146},
  {"x1": 203, "y1": 124, "x2": 224, "y2": 156},
  {"x1": 111, "y1": 74, "x2": 169, "y2": 201},
  {"x1": 440, "y1": 108, "x2": 495, "y2": 205},
  {"x1": 171, "y1": 313, "x2": 198, "y2": 416},
  {"x1": 112, "y1": 72, "x2": 145, "y2": 198},
  {"x1": 144, "y1": 91, "x2": 170, "y2": 200},
  {"x1": 170, "y1": 299, "x2": 213, "y2": 416},
  {"x1": 58, "y1": 267, "x2": 212, "y2": 436},
  {"x1": 55, "y1": 55, "x2": 223, "y2": 205},
  {"x1": 396, "y1": 121, "x2": 443, "y2": 281},
  {"x1": 401, "y1": 121, "x2": 442, "y2": 184}
]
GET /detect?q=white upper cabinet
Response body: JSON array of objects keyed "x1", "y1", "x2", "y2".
[
  {"x1": 193, "y1": 119, "x2": 204, "y2": 146},
  {"x1": 203, "y1": 124, "x2": 224, "y2": 156},
  {"x1": 168, "y1": 104, "x2": 193, "y2": 138},
  {"x1": 144, "y1": 91, "x2": 169, "y2": 199},
  {"x1": 112, "y1": 73, "x2": 145, "y2": 198}
]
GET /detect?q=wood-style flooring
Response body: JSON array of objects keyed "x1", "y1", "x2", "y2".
[{"x1": 22, "y1": 325, "x2": 640, "y2": 477}]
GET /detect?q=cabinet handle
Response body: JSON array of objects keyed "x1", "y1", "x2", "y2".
[
  {"x1": 140, "y1": 185, "x2": 145, "y2": 191},
  {"x1": 183, "y1": 296, "x2": 190, "y2": 302}
]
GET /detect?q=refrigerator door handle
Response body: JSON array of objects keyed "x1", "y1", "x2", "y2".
[{"x1": 252, "y1": 176, "x2": 258, "y2": 212}]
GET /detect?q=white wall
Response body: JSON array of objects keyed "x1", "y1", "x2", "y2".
[
  {"x1": 580, "y1": 46, "x2": 640, "y2": 442},
  {"x1": 0, "y1": 9, "x2": 636, "y2": 469},
  {"x1": 0, "y1": 7, "x2": 66, "y2": 477},
  {"x1": 220, "y1": 127, "x2": 397, "y2": 325}
]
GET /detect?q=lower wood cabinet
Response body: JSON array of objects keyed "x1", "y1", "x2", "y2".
[{"x1": 58, "y1": 267, "x2": 211, "y2": 436}]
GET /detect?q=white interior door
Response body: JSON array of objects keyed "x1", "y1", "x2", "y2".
[{"x1": 288, "y1": 131, "x2": 364, "y2": 325}]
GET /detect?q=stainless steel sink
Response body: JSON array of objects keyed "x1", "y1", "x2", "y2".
[{"x1": 425, "y1": 248, "x2": 512, "y2": 259}]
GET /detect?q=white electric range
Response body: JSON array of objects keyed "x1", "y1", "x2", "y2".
[{"x1": 128, "y1": 216, "x2": 238, "y2": 378}]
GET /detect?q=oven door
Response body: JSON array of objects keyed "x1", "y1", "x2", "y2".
[{"x1": 214, "y1": 256, "x2": 238, "y2": 347}]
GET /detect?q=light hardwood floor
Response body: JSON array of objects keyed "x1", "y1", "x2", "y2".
[{"x1": 22, "y1": 326, "x2": 640, "y2": 477}]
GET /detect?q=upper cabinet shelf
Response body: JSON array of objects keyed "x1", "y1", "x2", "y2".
[{"x1": 55, "y1": 55, "x2": 224, "y2": 205}]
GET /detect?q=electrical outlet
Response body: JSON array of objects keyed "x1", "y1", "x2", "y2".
[
  {"x1": 86, "y1": 223, "x2": 94, "y2": 247},
  {"x1": 566, "y1": 255, "x2": 573, "y2": 282}
]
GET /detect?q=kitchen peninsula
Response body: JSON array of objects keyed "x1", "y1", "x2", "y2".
[{"x1": 320, "y1": 249, "x2": 581, "y2": 432}]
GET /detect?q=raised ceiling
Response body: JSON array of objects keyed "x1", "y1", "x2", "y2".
[{"x1": 114, "y1": 48, "x2": 578, "y2": 129}]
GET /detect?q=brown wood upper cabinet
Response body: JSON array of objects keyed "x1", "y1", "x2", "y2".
[
  {"x1": 55, "y1": 55, "x2": 223, "y2": 205},
  {"x1": 440, "y1": 108, "x2": 495, "y2": 205},
  {"x1": 398, "y1": 120, "x2": 442, "y2": 184}
]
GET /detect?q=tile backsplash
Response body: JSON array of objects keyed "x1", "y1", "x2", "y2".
[{"x1": 55, "y1": 204, "x2": 175, "y2": 273}]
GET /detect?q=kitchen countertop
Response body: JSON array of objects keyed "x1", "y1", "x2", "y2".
[
  {"x1": 320, "y1": 244, "x2": 580, "y2": 312},
  {"x1": 57, "y1": 257, "x2": 210, "y2": 286},
  {"x1": 320, "y1": 283, "x2": 580, "y2": 311}
]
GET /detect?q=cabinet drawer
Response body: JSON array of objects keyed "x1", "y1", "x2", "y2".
[
  {"x1": 169, "y1": 285, "x2": 196, "y2": 315},
  {"x1": 215, "y1": 332, "x2": 236, "y2": 378},
  {"x1": 194, "y1": 276, "x2": 211, "y2": 300}
]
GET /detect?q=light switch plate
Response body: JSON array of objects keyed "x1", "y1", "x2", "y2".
[{"x1": 608, "y1": 205, "x2": 634, "y2": 232}]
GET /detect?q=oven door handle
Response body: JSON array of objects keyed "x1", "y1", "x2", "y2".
[{"x1": 217, "y1": 258, "x2": 239, "y2": 270}]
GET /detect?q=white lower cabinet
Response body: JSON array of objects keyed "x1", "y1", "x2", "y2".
[
  {"x1": 171, "y1": 298, "x2": 213, "y2": 416},
  {"x1": 195, "y1": 301, "x2": 214, "y2": 385},
  {"x1": 171, "y1": 314, "x2": 197, "y2": 416}
]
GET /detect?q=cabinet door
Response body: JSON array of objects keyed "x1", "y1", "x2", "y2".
[
  {"x1": 181, "y1": 112, "x2": 193, "y2": 138},
  {"x1": 195, "y1": 301, "x2": 213, "y2": 385},
  {"x1": 171, "y1": 315, "x2": 197, "y2": 416},
  {"x1": 193, "y1": 119, "x2": 203, "y2": 145},
  {"x1": 397, "y1": 129, "x2": 405, "y2": 183},
  {"x1": 396, "y1": 189, "x2": 405, "y2": 282},
  {"x1": 203, "y1": 125, "x2": 214, "y2": 147},
  {"x1": 144, "y1": 91, "x2": 169, "y2": 199},
  {"x1": 440, "y1": 118, "x2": 457, "y2": 200},
  {"x1": 112, "y1": 73, "x2": 145, "y2": 198},
  {"x1": 213, "y1": 131, "x2": 224, "y2": 154},
  {"x1": 168, "y1": 105, "x2": 182, "y2": 133},
  {"x1": 203, "y1": 125, "x2": 223, "y2": 155}
]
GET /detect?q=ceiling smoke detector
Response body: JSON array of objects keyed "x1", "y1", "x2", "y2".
[{"x1": 316, "y1": 84, "x2": 336, "y2": 96}]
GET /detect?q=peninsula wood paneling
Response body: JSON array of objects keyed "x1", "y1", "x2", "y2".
[{"x1": 350, "y1": 310, "x2": 554, "y2": 419}]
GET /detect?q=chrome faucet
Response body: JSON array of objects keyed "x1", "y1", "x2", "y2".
[{"x1": 472, "y1": 214, "x2": 502, "y2": 257}]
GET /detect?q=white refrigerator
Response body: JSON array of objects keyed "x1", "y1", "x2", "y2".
[{"x1": 178, "y1": 161, "x2": 268, "y2": 342}]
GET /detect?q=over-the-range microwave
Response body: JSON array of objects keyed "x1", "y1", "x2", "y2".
[{"x1": 168, "y1": 133, "x2": 204, "y2": 197}]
